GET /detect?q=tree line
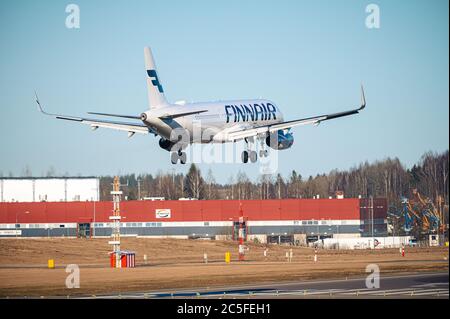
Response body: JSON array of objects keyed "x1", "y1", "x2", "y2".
[
  {"x1": 95, "y1": 150, "x2": 448, "y2": 209},
  {"x1": 2, "y1": 150, "x2": 447, "y2": 208}
]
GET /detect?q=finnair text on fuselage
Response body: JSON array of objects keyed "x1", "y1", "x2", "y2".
[{"x1": 224, "y1": 102, "x2": 277, "y2": 123}]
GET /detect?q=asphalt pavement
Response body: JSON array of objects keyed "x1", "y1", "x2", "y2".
[{"x1": 75, "y1": 272, "x2": 449, "y2": 299}]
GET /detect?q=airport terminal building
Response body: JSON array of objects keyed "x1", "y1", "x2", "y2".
[{"x1": 0, "y1": 198, "x2": 387, "y2": 243}]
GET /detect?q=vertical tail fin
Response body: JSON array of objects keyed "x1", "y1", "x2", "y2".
[{"x1": 144, "y1": 47, "x2": 168, "y2": 109}]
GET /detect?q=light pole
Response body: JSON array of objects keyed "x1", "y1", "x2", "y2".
[
  {"x1": 369, "y1": 196, "x2": 374, "y2": 249},
  {"x1": 170, "y1": 168, "x2": 175, "y2": 199},
  {"x1": 93, "y1": 199, "x2": 96, "y2": 237},
  {"x1": 15, "y1": 211, "x2": 30, "y2": 238},
  {"x1": 228, "y1": 218, "x2": 233, "y2": 240},
  {"x1": 317, "y1": 220, "x2": 320, "y2": 241},
  {"x1": 91, "y1": 186, "x2": 99, "y2": 238},
  {"x1": 137, "y1": 178, "x2": 141, "y2": 200}
]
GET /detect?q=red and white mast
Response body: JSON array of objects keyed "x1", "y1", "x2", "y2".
[{"x1": 238, "y1": 202, "x2": 245, "y2": 261}]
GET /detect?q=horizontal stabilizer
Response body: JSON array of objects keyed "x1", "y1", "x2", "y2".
[
  {"x1": 159, "y1": 110, "x2": 208, "y2": 120},
  {"x1": 87, "y1": 112, "x2": 141, "y2": 119}
]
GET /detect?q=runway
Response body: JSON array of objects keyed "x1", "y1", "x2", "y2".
[{"x1": 77, "y1": 272, "x2": 448, "y2": 299}]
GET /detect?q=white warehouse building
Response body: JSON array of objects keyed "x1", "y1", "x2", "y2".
[{"x1": 0, "y1": 177, "x2": 100, "y2": 202}]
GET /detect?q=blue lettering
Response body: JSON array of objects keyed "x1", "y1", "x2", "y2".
[
  {"x1": 267, "y1": 103, "x2": 277, "y2": 120},
  {"x1": 261, "y1": 103, "x2": 268, "y2": 121},
  {"x1": 225, "y1": 103, "x2": 276, "y2": 123},
  {"x1": 240, "y1": 105, "x2": 248, "y2": 122},
  {"x1": 225, "y1": 105, "x2": 233, "y2": 123},
  {"x1": 253, "y1": 104, "x2": 263, "y2": 121},
  {"x1": 231, "y1": 105, "x2": 237, "y2": 122},
  {"x1": 243, "y1": 104, "x2": 254, "y2": 121},
  {"x1": 235, "y1": 105, "x2": 245, "y2": 122}
]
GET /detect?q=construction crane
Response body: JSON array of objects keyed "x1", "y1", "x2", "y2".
[
  {"x1": 400, "y1": 197, "x2": 421, "y2": 233},
  {"x1": 411, "y1": 189, "x2": 442, "y2": 233},
  {"x1": 394, "y1": 189, "x2": 443, "y2": 238}
]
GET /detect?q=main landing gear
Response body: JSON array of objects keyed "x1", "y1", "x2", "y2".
[
  {"x1": 241, "y1": 149, "x2": 257, "y2": 164},
  {"x1": 171, "y1": 149, "x2": 187, "y2": 164},
  {"x1": 241, "y1": 137, "x2": 267, "y2": 163}
]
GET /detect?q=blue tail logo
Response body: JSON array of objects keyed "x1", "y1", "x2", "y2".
[{"x1": 147, "y1": 69, "x2": 164, "y2": 93}]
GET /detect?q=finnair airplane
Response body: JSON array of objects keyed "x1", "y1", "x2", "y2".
[{"x1": 35, "y1": 47, "x2": 366, "y2": 164}]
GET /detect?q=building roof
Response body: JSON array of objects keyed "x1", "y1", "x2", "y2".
[{"x1": 0, "y1": 176, "x2": 98, "y2": 180}]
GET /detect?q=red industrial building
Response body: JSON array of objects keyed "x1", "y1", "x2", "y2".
[{"x1": 0, "y1": 198, "x2": 387, "y2": 243}]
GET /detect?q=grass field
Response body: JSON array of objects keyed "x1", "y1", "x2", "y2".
[{"x1": 0, "y1": 238, "x2": 448, "y2": 297}]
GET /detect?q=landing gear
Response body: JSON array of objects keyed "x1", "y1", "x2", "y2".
[
  {"x1": 241, "y1": 150, "x2": 257, "y2": 163},
  {"x1": 241, "y1": 137, "x2": 258, "y2": 163},
  {"x1": 259, "y1": 136, "x2": 269, "y2": 158},
  {"x1": 180, "y1": 152, "x2": 187, "y2": 164},
  {"x1": 241, "y1": 150, "x2": 249, "y2": 163},
  {"x1": 171, "y1": 150, "x2": 187, "y2": 164},
  {"x1": 249, "y1": 150, "x2": 257, "y2": 163},
  {"x1": 171, "y1": 152, "x2": 178, "y2": 164}
]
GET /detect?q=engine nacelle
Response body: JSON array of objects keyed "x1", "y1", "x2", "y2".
[
  {"x1": 159, "y1": 138, "x2": 175, "y2": 151},
  {"x1": 266, "y1": 130, "x2": 294, "y2": 150}
]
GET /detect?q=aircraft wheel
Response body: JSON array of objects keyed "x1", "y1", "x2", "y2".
[
  {"x1": 250, "y1": 150, "x2": 258, "y2": 163},
  {"x1": 171, "y1": 152, "x2": 179, "y2": 164},
  {"x1": 180, "y1": 152, "x2": 187, "y2": 164},
  {"x1": 241, "y1": 151, "x2": 249, "y2": 163}
]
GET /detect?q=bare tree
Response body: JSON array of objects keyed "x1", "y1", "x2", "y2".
[
  {"x1": 205, "y1": 169, "x2": 218, "y2": 199},
  {"x1": 46, "y1": 166, "x2": 56, "y2": 177},
  {"x1": 95, "y1": 150, "x2": 448, "y2": 214},
  {"x1": 184, "y1": 164, "x2": 204, "y2": 199},
  {"x1": 22, "y1": 165, "x2": 32, "y2": 177}
]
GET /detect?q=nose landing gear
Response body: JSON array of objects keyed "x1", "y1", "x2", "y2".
[
  {"x1": 171, "y1": 149, "x2": 187, "y2": 164},
  {"x1": 259, "y1": 149, "x2": 268, "y2": 157},
  {"x1": 259, "y1": 137, "x2": 269, "y2": 158}
]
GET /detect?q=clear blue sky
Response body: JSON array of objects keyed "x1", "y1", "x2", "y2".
[{"x1": 0, "y1": 0, "x2": 448, "y2": 183}]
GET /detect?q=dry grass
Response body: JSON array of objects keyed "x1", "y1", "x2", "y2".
[{"x1": 0, "y1": 238, "x2": 448, "y2": 297}]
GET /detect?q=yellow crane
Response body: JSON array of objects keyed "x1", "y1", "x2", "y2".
[{"x1": 409, "y1": 189, "x2": 442, "y2": 234}]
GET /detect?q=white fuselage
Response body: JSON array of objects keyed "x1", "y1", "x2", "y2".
[{"x1": 141, "y1": 99, "x2": 284, "y2": 143}]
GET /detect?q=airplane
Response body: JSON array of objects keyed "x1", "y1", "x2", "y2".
[{"x1": 35, "y1": 47, "x2": 366, "y2": 164}]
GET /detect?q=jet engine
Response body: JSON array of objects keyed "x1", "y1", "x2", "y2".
[
  {"x1": 266, "y1": 129, "x2": 294, "y2": 150},
  {"x1": 159, "y1": 138, "x2": 175, "y2": 151}
]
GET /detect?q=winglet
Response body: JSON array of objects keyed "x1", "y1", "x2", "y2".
[
  {"x1": 359, "y1": 84, "x2": 366, "y2": 111},
  {"x1": 34, "y1": 91, "x2": 55, "y2": 116},
  {"x1": 34, "y1": 90, "x2": 43, "y2": 112}
]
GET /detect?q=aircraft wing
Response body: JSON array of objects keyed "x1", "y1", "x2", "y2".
[
  {"x1": 226, "y1": 86, "x2": 366, "y2": 141},
  {"x1": 35, "y1": 93, "x2": 152, "y2": 137}
]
